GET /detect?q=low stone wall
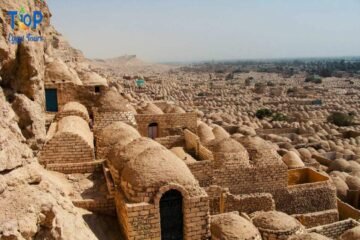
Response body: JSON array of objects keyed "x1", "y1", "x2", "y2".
[
  {"x1": 223, "y1": 192, "x2": 275, "y2": 215},
  {"x1": 155, "y1": 135, "x2": 185, "y2": 149},
  {"x1": 293, "y1": 209, "x2": 339, "y2": 228},
  {"x1": 45, "y1": 160, "x2": 104, "y2": 174},
  {"x1": 307, "y1": 219, "x2": 360, "y2": 239},
  {"x1": 73, "y1": 198, "x2": 115, "y2": 215}
]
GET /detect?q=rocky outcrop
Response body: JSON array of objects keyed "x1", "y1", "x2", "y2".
[{"x1": 0, "y1": 0, "x2": 103, "y2": 239}]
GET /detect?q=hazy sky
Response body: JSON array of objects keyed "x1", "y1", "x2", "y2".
[{"x1": 48, "y1": 0, "x2": 360, "y2": 62}]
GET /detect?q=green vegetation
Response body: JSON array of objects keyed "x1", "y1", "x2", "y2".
[
  {"x1": 305, "y1": 75, "x2": 322, "y2": 84},
  {"x1": 256, "y1": 108, "x2": 273, "y2": 119},
  {"x1": 327, "y1": 112, "x2": 354, "y2": 127},
  {"x1": 255, "y1": 109, "x2": 287, "y2": 122},
  {"x1": 271, "y1": 113, "x2": 288, "y2": 122}
]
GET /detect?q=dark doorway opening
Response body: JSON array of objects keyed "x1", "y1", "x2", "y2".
[
  {"x1": 45, "y1": 89, "x2": 58, "y2": 112},
  {"x1": 160, "y1": 190, "x2": 183, "y2": 240},
  {"x1": 148, "y1": 122, "x2": 158, "y2": 139}
]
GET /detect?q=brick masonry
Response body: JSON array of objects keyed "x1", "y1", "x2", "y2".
[
  {"x1": 293, "y1": 209, "x2": 339, "y2": 228},
  {"x1": 135, "y1": 113, "x2": 197, "y2": 138},
  {"x1": 93, "y1": 108, "x2": 136, "y2": 133},
  {"x1": 115, "y1": 184, "x2": 210, "y2": 240},
  {"x1": 307, "y1": 219, "x2": 360, "y2": 238},
  {"x1": 39, "y1": 132, "x2": 94, "y2": 165},
  {"x1": 73, "y1": 198, "x2": 116, "y2": 215}
]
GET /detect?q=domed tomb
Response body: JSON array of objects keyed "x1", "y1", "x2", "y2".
[
  {"x1": 39, "y1": 116, "x2": 94, "y2": 164},
  {"x1": 211, "y1": 212, "x2": 261, "y2": 240},
  {"x1": 252, "y1": 211, "x2": 304, "y2": 238},
  {"x1": 56, "y1": 101, "x2": 90, "y2": 122},
  {"x1": 96, "y1": 121, "x2": 140, "y2": 159},
  {"x1": 121, "y1": 147, "x2": 201, "y2": 202}
]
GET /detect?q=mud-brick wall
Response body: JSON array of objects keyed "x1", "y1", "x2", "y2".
[
  {"x1": 223, "y1": 192, "x2": 275, "y2": 214},
  {"x1": 46, "y1": 160, "x2": 103, "y2": 174},
  {"x1": 55, "y1": 110, "x2": 90, "y2": 123},
  {"x1": 115, "y1": 191, "x2": 161, "y2": 240},
  {"x1": 183, "y1": 197, "x2": 211, "y2": 240},
  {"x1": 73, "y1": 198, "x2": 115, "y2": 215},
  {"x1": 337, "y1": 198, "x2": 360, "y2": 220},
  {"x1": 155, "y1": 135, "x2": 185, "y2": 149},
  {"x1": 293, "y1": 209, "x2": 339, "y2": 228},
  {"x1": 45, "y1": 83, "x2": 103, "y2": 112},
  {"x1": 39, "y1": 133, "x2": 94, "y2": 165},
  {"x1": 198, "y1": 145, "x2": 213, "y2": 160},
  {"x1": 184, "y1": 129, "x2": 213, "y2": 160},
  {"x1": 188, "y1": 156, "x2": 288, "y2": 194},
  {"x1": 115, "y1": 190, "x2": 210, "y2": 240},
  {"x1": 135, "y1": 112, "x2": 197, "y2": 138},
  {"x1": 205, "y1": 185, "x2": 226, "y2": 215},
  {"x1": 93, "y1": 108, "x2": 136, "y2": 132},
  {"x1": 274, "y1": 182, "x2": 338, "y2": 215},
  {"x1": 212, "y1": 164, "x2": 288, "y2": 195},
  {"x1": 184, "y1": 129, "x2": 199, "y2": 151},
  {"x1": 188, "y1": 161, "x2": 213, "y2": 187},
  {"x1": 308, "y1": 219, "x2": 360, "y2": 239}
]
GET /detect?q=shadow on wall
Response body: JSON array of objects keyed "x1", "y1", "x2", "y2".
[{"x1": 82, "y1": 214, "x2": 124, "y2": 240}]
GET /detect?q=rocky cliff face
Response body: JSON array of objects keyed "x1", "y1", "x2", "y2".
[{"x1": 0, "y1": 1, "x2": 100, "y2": 239}]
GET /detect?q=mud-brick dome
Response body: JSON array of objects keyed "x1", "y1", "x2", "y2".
[
  {"x1": 56, "y1": 116, "x2": 93, "y2": 148},
  {"x1": 211, "y1": 212, "x2": 262, "y2": 240},
  {"x1": 235, "y1": 136, "x2": 284, "y2": 166},
  {"x1": 252, "y1": 211, "x2": 304, "y2": 237},
  {"x1": 137, "y1": 102, "x2": 164, "y2": 114},
  {"x1": 198, "y1": 122, "x2": 215, "y2": 143},
  {"x1": 45, "y1": 58, "x2": 82, "y2": 85},
  {"x1": 282, "y1": 151, "x2": 305, "y2": 169},
  {"x1": 107, "y1": 137, "x2": 164, "y2": 172},
  {"x1": 207, "y1": 137, "x2": 250, "y2": 163},
  {"x1": 40, "y1": 115, "x2": 94, "y2": 164},
  {"x1": 210, "y1": 137, "x2": 248, "y2": 153},
  {"x1": 212, "y1": 125, "x2": 230, "y2": 141},
  {"x1": 121, "y1": 147, "x2": 201, "y2": 203},
  {"x1": 97, "y1": 121, "x2": 140, "y2": 148},
  {"x1": 57, "y1": 101, "x2": 90, "y2": 122},
  {"x1": 98, "y1": 88, "x2": 136, "y2": 113}
]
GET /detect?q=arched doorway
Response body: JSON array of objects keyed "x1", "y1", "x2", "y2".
[
  {"x1": 160, "y1": 190, "x2": 183, "y2": 240},
  {"x1": 148, "y1": 122, "x2": 158, "y2": 139}
]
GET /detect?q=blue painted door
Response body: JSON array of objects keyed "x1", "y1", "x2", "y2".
[{"x1": 45, "y1": 89, "x2": 58, "y2": 112}]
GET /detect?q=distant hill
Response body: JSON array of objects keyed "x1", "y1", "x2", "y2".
[{"x1": 90, "y1": 55, "x2": 173, "y2": 75}]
